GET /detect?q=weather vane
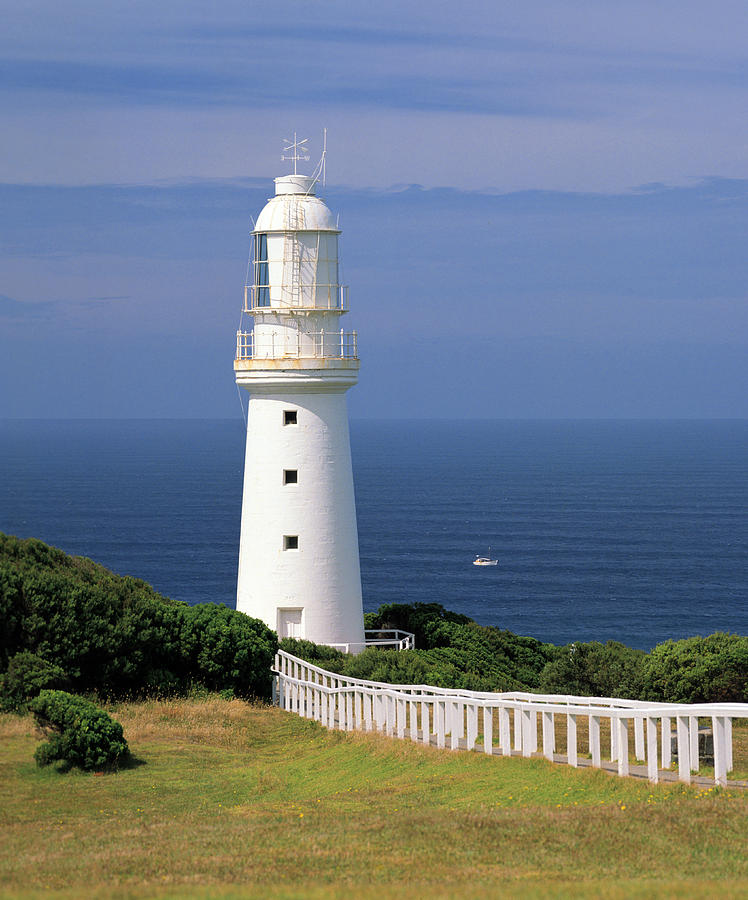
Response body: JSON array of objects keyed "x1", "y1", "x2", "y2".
[{"x1": 281, "y1": 133, "x2": 310, "y2": 175}]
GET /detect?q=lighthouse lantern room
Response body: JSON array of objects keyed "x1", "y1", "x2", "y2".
[{"x1": 234, "y1": 136, "x2": 365, "y2": 650}]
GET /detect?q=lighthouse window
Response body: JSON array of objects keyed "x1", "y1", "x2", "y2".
[
  {"x1": 254, "y1": 233, "x2": 270, "y2": 307},
  {"x1": 283, "y1": 410, "x2": 298, "y2": 425},
  {"x1": 283, "y1": 469, "x2": 298, "y2": 485},
  {"x1": 283, "y1": 535, "x2": 299, "y2": 550}
]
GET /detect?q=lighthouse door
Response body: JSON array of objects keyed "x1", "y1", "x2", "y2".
[{"x1": 278, "y1": 608, "x2": 303, "y2": 639}]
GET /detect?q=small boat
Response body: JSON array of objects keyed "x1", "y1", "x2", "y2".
[{"x1": 473, "y1": 549, "x2": 498, "y2": 567}]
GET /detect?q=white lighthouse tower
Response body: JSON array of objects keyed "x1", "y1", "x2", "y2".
[{"x1": 234, "y1": 137, "x2": 365, "y2": 650}]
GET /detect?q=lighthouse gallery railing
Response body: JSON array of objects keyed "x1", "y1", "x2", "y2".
[
  {"x1": 236, "y1": 329, "x2": 357, "y2": 361},
  {"x1": 273, "y1": 649, "x2": 746, "y2": 787}
]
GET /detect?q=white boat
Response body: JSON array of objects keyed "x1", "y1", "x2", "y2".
[{"x1": 473, "y1": 549, "x2": 498, "y2": 567}]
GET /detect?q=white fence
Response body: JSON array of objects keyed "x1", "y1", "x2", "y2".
[
  {"x1": 273, "y1": 650, "x2": 747, "y2": 787},
  {"x1": 325, "y1": 630, "x2": 415, "y2": 654}
]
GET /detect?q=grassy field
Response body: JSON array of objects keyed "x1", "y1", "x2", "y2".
[{"x1": 1, "y1": 698, "x2": 747, "y2": 900}]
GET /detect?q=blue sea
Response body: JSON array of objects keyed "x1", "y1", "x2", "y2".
[{"x1": 1, "y1": 419, "x2": 746, "y2": 651}]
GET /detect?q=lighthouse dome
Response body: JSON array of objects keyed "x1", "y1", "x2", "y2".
[{"x1": 254, "y1": 175, "x2": 338, "y2": 233}]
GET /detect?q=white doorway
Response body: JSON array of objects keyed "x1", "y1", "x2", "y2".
[{"x1": 278, "y1": 607, "x2": 303, "y2": 639}]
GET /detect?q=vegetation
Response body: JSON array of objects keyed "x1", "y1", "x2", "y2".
[
  {"x1": 0, "y1": 533, "x2": 277, "y2": 704},
  {"x1": 286, "y1": 602, "x2": 748, "y2": 704},
  {"x1": 538, "y1": 640, "x2": 646, "y2": 699},
  {"x1": 285, "y1": 601, "x2": 559, "y2": 692},
  {"x1": 642, "y1": 632, "x2": 748, "y2": 703},
  {"x1": 2, "y1": 533, "x2": 746, "y2": 713},
  {"x1": 0, "y1": 533, "x2": 746, "y2": 895},
  {"x1": 30, "y1": 690, "x2": 129, "y2": 772},
  {"x1": 0, "y1": 650, "x2": 69, "y2": 712},
  {"x1": 1, "y1": 697, "x2": 746, "y2": 899}
]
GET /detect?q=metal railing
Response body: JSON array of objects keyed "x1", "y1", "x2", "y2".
[
  {"x1": 244, "y1": 284, "x2": 349, "y2": 312},
  {"x1": 325, "y1": 630, "x2": 416, "y2": 654},
  {"x1": 236, "y1": 329, "x2": 358, "y2": 361},
  {"x1": 273, "y1": 649, "x2": 747, "y2": 787}
]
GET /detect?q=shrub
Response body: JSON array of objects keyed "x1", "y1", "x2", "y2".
[
  {"x1": 30, "y1": 690, "x2": 129, "y2": 771},
  {"x1": 283, "y1": 605, "x2": 557, "y2": 694},
  {"x1": 360, "y1": 603, "x2": 556, "y2": 691},
  {"x1": 0, "y1": 533, "x2": 188, "y2": 695},
  {"x1": 364, "y1": 602, "x2": 472, "y2": 649},
  {"x1": 641, "y1": 633, "x2": 748, "y2": 703},
  {"x1": 0, "y1": 651, "x2": 69, "y2": 712},
  {"x1": 0, "y1": 533, "x2": 278, "y2": 700},
  {"x1": 279, "y1": 638, "x2": 347, "y2": 670},
  {"x1": 181, "y1": 603, "x2": 278, "y2": 700},
  {"x1": 423, "y1": 620, "x2": 556, "y2": 689},
  {"x1": 538, "y1": 641, "x2": 646, "y2": 699}
]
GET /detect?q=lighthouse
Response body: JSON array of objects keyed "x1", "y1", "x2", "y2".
[{"x1": 234, "y1": 139, "x2": 365, "y2": 650}]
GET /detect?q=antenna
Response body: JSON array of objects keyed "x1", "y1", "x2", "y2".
[
  {"x1": 281, "y1": 132, "x2": 309, "y2": 175},
  {"x1": 321, "y1": 127, "x2": 327, "y2": 187},
  {"x1": 307, "y1": 128, "x2": 328, "y2": 192}
]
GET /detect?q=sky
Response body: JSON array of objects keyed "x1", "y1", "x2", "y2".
[{"x1": 1, "y1": 0, "x2": 747, "y2": 418}]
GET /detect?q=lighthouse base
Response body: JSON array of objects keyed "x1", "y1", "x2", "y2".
[{"x1": 236, "y1": 387, "x2": 365, "y2": 649}]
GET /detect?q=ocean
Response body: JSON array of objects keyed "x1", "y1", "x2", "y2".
[{"x1": 1, "y1": 418, "x2": 746, "y2": 651}]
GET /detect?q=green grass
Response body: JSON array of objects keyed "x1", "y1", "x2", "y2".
[{"x1": 1, "y1": 698, "x2": 747, "y2": 899}]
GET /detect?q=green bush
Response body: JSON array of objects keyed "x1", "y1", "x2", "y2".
[
  {"x1": 641, "y1": 633, "x2": 748, "y2": 703},
  {"x1": 286, "y1": 604, "x2": 557, "y2": 693},
  {"x1": 279, "y1": 638, "x2": 348, "y2": 671},
  {"x1": 422, "y1": 619, "x2": 557, "y2": 689},
  {"x1": 5, "y1": 533, "x2": 745, "y2": 706},
  {"x1": 30, "y1": 690, "x2": 129, "y2": 771},
  {"x1": 0, "y1": 533, "x2": 278, "y2": 700},
  {"x1": 364, "y1": 602, "x2": 472, "y2": 649},
  {"x1": 538, "y1": 641, "x2": 646, "y2": 699},
  {"x1": 181, "y1": 603, "x2": 277, "y2": 699},
  {"x1": 0, "y1": 651, "x2": 69, "y2": 712}
]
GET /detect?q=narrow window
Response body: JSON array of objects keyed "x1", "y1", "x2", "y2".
[
  {"x1": 283, "y1": 535, "x2": 299, "y2": 551},
  {"x1": 283, "y1": 469, "x2": 298, "y2": 485},
  {"x1": 254, "y1": 233, "x2": 270, "y2": 307},
  {"x1": 283, "y1": 410, "x2": 297, "y2": 426}
]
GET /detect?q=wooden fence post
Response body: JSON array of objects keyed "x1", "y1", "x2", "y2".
[
  {"x1": 676, "y1": 715, "x2": 691, "y2": 783},
  {"x1": 500, "y1": 707, "x2": 511, "y2": 756},
  {"x1": 712, "y1": 715, "x2": 728, "y2": 787},
  {"x1": 617, "y1": 717, "x2": 629, "y2": 777},
  {"x1": 646, "y1": 716, "x2": 659, "y2": 784},
  {"x1": 589, "y1": 715, "x2": 601, "y2": 768},
  {"x1": 661, "y1": 716, "x2": 671, "y2": 769},
  {"x1": 542, "y1": 711, "x2": 554, "y2": 761},
  {"x1": 483, "y1": 707, "x2": 493, "y2": 756},
  {"x1": 567, "y1": 714, "x2": 578, "y2": 768}
]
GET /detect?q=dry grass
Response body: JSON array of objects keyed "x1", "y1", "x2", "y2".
[
  {"x1": 117, "y1": 696, "x2": 265, "y2": 748},
  {"x1": 1, "y1": 699, "x2": 747, "y2": 900}
]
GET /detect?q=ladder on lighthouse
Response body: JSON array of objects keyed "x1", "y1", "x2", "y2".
[
  {"x1": 281, "y1": 133, "x2": 309, "y2": 311},
  {"x1": 283, "y1": 197, "x2": 303, "y2": 310}
]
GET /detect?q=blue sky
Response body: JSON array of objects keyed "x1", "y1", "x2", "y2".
[{"x1": 1, "y1": 0, "x2": 747, "y2": 417}]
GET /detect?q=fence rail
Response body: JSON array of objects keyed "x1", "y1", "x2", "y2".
[
  {"x1": 273, "y1": 650, "x2": 747, "y2": 787},
  {"x1": 325, "y1": 630, "x2": 415, "y2": 654}
]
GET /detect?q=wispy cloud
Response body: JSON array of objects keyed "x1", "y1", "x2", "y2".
[
  {"x1": 0, "y1": 56, "x2": 579, "y2": 118},
  {"x1": 4, "y1": 13, "x2": 746, "y2": 119},
  {"x1": 0, "y1": 293, "x2": 130, "y2": 320},
  {"x1": 0, "y1": 294, "x2": 52, "y2": 319}
]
